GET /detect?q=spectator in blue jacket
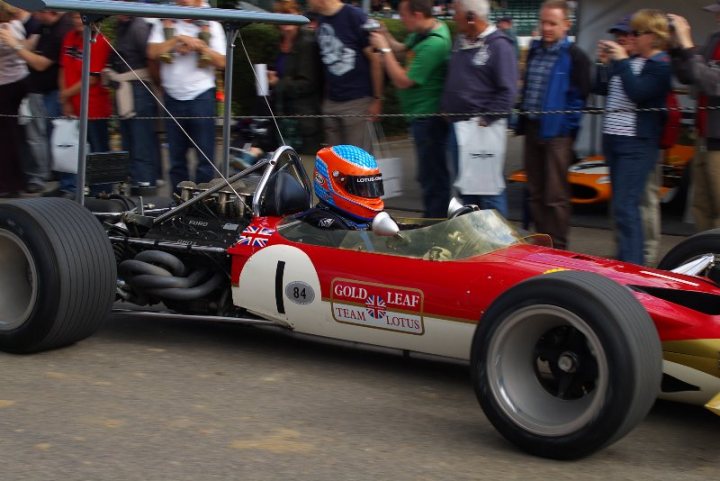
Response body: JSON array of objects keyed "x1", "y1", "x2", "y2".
[
  {"x1": 516, "y1": 0, "x2": 590, "y2": 249},
  {"x1": 594, "y1": 9, "x2": 672, "y2": 265}
]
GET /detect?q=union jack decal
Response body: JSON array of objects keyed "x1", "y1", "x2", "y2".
[
  {"x1": 365, "y1": 295, "x2": 386, "y2": 319},
  {"x1": 238, "y1": 225, "x2": 275, "y2": 248}
]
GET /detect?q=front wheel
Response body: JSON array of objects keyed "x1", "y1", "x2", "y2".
[{"x1": 471, "y1": 271, "x2": 662, "y2": 459}]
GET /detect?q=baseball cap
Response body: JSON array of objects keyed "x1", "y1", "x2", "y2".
[
  {"x1": 705, "y1": 1, "x2": 720, "y2": 13},
  {"x1": 497, "y1": 16, "x2": 513, "y2": 23},
  {"x1": 608, "y1": 14, "x2": 632, "y2": 34}
]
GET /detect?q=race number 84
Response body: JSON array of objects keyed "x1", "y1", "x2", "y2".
[{"x1": 285, "y1": 281, "x2": 315, "y2": 305}]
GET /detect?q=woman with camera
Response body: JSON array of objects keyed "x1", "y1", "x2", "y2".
[{"x1": 593, "y1": 9, "x2": 672, "y2": 265}]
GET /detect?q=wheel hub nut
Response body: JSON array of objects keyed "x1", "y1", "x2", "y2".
[{"x1": 558, "y1": 352, "x2": 578, "y2": 373}]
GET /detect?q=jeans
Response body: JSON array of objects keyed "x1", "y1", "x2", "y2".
[
  {"x1": 448, "y1": 124, "x2": 508, "y2": 218},
  {"x1": 24, "y1": 93, "x2": 52, "y2": 187},
  {"x1": 58, "y1": 119, "x2": 110, "y2": 193},
  {"x1": 43, "y1": 90, "x2": 62, "y2": 140},
  {"x1": 120, "y1": 82, "x2": 161, "y2": 186},
  {"x1": 410, "y1": 117, "x2": 450, "y2": 218},
  {"x1": 603, "y1": 134, "x2": 659, "y2": 265},
  {"x1": 165, "y1": 88, "x2": 217, "y2": 190}
]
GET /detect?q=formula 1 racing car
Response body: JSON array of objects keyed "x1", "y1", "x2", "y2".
[{"x1": 1, "y1": 146, "x2": 719, "y2": 461}]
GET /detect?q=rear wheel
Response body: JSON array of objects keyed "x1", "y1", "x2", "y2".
[
  {"x1": 0, "y1": 198, "x2": 116, "y2": 353},
  {"x1": 471, "y1": 271, "x2": 662, "y2": 459}
]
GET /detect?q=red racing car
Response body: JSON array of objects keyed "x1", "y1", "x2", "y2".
[{"x1": 1, "y1": 147, "x2": 719, "y2": 460}]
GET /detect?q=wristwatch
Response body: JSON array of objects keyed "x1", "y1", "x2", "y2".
[
  {"x1": 13, "y1": 43, "x2": 24, "y2": 52},
  {"x1": 378, "y1": 48, "x2": 391, "y2": 55}
]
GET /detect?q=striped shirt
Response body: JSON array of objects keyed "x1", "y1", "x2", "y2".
[{"x1": 603, "y1": 57, "x2": 646, "y2": 136}]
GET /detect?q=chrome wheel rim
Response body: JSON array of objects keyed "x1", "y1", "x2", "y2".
[
  {"x1": 486, "y1": 305, "x2": 609, "y2": 437},
  {"x1": 0, "y1": 230, "x2": 38, "y2": 331}
]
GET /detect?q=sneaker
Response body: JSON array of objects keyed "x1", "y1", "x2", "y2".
[
  {"x1": 42, "y1": 188, "x2": 75, "y2": 199},
  {"x1": 25, "y1": 183, "x2": 45, "y2": 194}
]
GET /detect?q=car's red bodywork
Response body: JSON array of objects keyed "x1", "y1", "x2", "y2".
[{"x1": 226, "y1": 217, "x2": 720, "y2": 413}]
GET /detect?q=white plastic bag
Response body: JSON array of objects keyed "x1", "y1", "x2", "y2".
[
  {"x1": 454, "y1": 118, "x2": 507, "y2": 195},
  {"x1": 369, "y1": 123, "x2": 403, "y2": 199},
  {"x1": 51, "y1": 118, "x2": 81, "y2": 173}
]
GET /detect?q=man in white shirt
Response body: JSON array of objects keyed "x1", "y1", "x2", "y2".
[{"x1": 147, "y1": 0, "x2": 226, "y2": 190}]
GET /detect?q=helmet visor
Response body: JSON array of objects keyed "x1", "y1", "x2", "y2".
[{"x1": 344, "y1": 174, "x2": 384, "y2": 198}]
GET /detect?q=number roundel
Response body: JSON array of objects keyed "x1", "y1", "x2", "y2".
[{"x1": 285, "y1": 281, "x2": 315, "y2": 305}]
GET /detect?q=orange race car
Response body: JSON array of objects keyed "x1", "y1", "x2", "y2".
[{"x1": 508, "y1": 144, "x2": 695, "y2": 205}]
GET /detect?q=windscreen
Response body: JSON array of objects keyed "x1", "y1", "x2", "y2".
[{"x1": 278, "y1": 210, "x2": 549, "y2": 260}]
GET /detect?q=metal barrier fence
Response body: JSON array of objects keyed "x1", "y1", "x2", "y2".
[{"x1": 0, "y1": 104, "x2": 708, "y2": 122}]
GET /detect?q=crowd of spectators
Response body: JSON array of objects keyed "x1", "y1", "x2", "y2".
[{"x1": 0, "y1": 0, "x2": 718, "y2": 267}]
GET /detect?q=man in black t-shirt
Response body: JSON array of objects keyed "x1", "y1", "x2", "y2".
[{"x1": 308, "y1": 0, "x2": 383, "y2": 153}]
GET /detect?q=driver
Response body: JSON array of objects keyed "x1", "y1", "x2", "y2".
[{"x1": 299, "y1": 145, "x2": 385, "y2": 230}]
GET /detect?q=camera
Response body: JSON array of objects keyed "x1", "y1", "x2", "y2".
[{"x1": 362, "y1": 19, "x2": 381, "y2": 32}]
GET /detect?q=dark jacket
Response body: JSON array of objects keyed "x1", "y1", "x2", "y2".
[
  {"x1": 440, "y1": 29, "x2": 518, "y2": 123},
  {"x1": 274, "y1": 27, "x2": 324, "y2": 155},
  {"x1": 670, "y1": 31, "x2": 720, "y2": 139},
  {"x1": 517, "y1": 37, "x2": 591, "y2": 139},
  {"x1": 594, "y1": 52, "x2": 672, "y2": 140}
]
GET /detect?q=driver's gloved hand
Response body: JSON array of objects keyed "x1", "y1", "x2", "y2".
[{"x1": 423, "y1": 246, "x2": 453, "y2": 261}]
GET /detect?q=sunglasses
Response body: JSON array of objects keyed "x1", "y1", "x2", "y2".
[{"x1": 632, "y1": 30, "x2": 652, "y2": 37}]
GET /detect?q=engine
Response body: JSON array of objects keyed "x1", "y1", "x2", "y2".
[{"x1": 105, "y1": 177, "x2": 260, "y2": 316}]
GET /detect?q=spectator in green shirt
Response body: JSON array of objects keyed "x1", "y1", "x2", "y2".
[{"x1": 369, "y1": 0, "x2": 452, "y2": 218}]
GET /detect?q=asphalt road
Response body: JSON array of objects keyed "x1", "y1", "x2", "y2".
[{"x1": 1, "y1": 312, "x2": 719, "y2": 481}]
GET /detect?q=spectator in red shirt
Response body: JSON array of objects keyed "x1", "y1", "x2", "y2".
[{"x1": 49, "y1": 11, "x2": 111, "y2": 197}]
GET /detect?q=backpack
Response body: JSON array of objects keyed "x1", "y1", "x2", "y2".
[{"x1": 660, "y1": 91, "x2": 681, "y2": 150}]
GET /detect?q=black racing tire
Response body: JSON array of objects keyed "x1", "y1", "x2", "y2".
[
  {"x1": 657, "y1": 229, "x2": 720, "y2": 282},
  {"x1": 471, "y1": 271, "x2": 662, "y2": 460},
  {"x1": 0, "y1": 198, "x2": 116, "y2": 353}
]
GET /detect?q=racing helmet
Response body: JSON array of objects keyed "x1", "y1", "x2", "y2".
[{"x1": 314, "y1": 145, "x2": 385, "y2": 221}]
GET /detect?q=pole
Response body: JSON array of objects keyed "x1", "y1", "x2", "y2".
[
  {"x1": 75, "y1": 18, "x2": 94, "y2": 206},
  {"x1": 222, "y1": 26, "x2": 239, "y2": 178}
]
